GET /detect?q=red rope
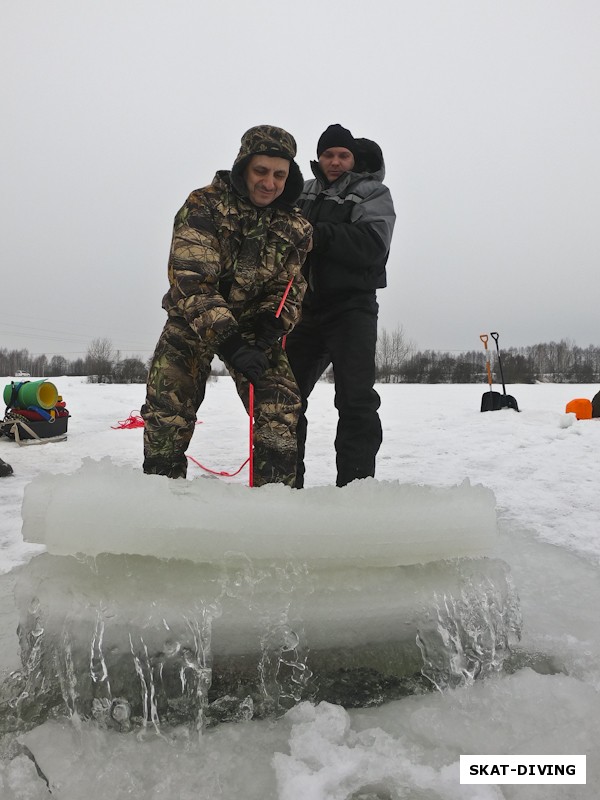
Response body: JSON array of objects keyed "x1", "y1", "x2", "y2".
[
  {"x1": 111, "y1": 411, "x2": 145, "y2": 429},
  {"x1": 112, "y1": 415, "x2": 204, "y2": 431},
  {"x1": 187, "y1": 454, "x2": 250, "y2": 477},
  {"x1": 187, "y1": 385, "x2": 254, "y2": 483},
  {"x1": 275, "y1": 275, "x2": 294, "y2": 318},
  {"x1": 248, "y1": 383, "x2": 254, "y2": 487},
  {"x1": 111, "y1": 412, "x2": 248, "y2": 479}
]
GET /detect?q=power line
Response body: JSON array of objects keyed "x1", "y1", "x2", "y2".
[{"x1": 0, "y1": 312, "x2": 157, "y2": 351}]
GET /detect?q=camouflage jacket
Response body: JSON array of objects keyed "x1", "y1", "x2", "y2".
[{"x1": 161, "y1": 172, "x2": 312, "y2": 347}]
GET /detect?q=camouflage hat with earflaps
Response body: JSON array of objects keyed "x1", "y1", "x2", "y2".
[
  {"x1": 234, "y1": 125, "x2": 298, "y2": 164},
  {"x1": 230, "y1": 124, "x2": 304, "y2": 208}
]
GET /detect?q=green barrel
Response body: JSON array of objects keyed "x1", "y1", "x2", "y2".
[{"x1": 3, "y1": 380, "x2": 59, "y2": 410}]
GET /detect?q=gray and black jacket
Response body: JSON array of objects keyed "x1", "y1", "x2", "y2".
[{"x1": 298, "y1": 138, "x2": 396, "y2": 306}]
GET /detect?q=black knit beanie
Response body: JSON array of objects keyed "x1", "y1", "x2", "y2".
[{"x1": 316, "y1": 124, "x2": 356, "y2": 157}]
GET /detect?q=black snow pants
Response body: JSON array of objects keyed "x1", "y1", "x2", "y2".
[{"x1": 285, "y1": 293, "x2": 382, "y2": 488}]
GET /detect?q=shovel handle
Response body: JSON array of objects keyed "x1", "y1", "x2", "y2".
[
  {"x1": 480, "y1": 334, "x2": 493, "y2": 387},
  {"x1": 490, "y1": 331, "x2": 499, "y2": 344},
  {"x1": 484, "y1": 361, "x2": 493, "y2": 387}
]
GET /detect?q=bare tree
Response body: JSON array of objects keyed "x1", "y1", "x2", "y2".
[
  {"x1": 376, "y1": 325, "x2": 414, "y2": 382},
  {"x1": 114, "y1": 357, "x2": 148, "y2": 383},
  {"x1": 48, "y1": 355, "x2": 69, "y2": 376},
  {"x1": 85, "y1": 338, "x2": 115, "y2": 383},
  {"x1": 0, "y1": 348, "x2": 30, "y2": 376}
]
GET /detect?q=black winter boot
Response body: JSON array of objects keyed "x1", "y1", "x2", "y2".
[
  {"x1": 0, "y1": 458, "x2": 13, "y2": 477},
  {"x1": 142, "y1": 455, "x2": 187, "y2": 479}
]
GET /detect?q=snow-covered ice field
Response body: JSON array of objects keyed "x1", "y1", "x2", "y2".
[{"x1": 1, "y1": 376, "x2": 599, "y2": 799}]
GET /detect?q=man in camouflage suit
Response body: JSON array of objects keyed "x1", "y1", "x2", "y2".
[{"x1": 142, "y1": 125, "x2": 312, "y2": 486}]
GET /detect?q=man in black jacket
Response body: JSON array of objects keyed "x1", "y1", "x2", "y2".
[{"x1": 286, "y1": 124, "x2": 396, "y2": 487}]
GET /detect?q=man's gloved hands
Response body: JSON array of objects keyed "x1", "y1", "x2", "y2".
[
  {"x1": 230, "y1": 345, "x2": 269, "y2": 384},
  {"x1": 254, "y1": 313, "x2": 284, "y2": 351},
  {"x1": 218, "y1": 332, "x2": 269, "y2": 385}
]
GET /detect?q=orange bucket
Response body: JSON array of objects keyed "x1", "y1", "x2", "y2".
[{"x1": 565, "y1": 398, "x2": 592, "y2": 420}]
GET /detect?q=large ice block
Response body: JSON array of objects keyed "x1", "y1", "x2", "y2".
[
  {"x1": 12, "y1": 551, "x2": 520, "y2": 729},
  {"x1": 12, "y1": 458, "x2": 516, "y2": 731},
  {"x1": 21, "y1": 457, "x2": 498, "y2": 567}
]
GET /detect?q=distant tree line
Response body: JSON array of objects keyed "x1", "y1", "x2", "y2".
[
  {"x1": 376, "y1": 330, "x2": 600, "y2": 384},
  {"x1": 0, "y1": 338, "x2": 148, "y2": 384},
  {"x1": 2, "y1": 333, "x2": 600, "y2": 385}
]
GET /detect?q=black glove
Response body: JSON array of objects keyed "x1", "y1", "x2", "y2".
[
  {"x1": 254, "y1": 313, "x2": 284, "y2": 351},
  {"x1": 218, "y1": 332, "x2": 269, "y2": 385}
]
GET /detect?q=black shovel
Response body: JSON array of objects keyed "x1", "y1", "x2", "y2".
[
  {"x1": 489, "y1": 332, "x2": 519, "y2": 411},
  {"x1": 480, "y1": 334, "x2": 505, "y2": 411}
]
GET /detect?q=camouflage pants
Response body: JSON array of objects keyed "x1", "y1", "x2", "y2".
[{"x1": 141, "y1": 316, "x2": 301, "y2": 486}]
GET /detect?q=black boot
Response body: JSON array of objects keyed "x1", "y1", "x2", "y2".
[
  {"x1": 142, "y1": 456, "x2": 187, "y2": 479},
  {"x1": 0, "y1": 458, "x2": 13, "y2": 477}
]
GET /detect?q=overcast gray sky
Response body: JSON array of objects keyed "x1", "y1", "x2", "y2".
[{"x1": 2, "y1": 0, "x2": 599, "y2": 361}]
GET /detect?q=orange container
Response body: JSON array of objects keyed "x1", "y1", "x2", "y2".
[{"x1": 565, "y1": 398, "x2": 592, "y2": 420}]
